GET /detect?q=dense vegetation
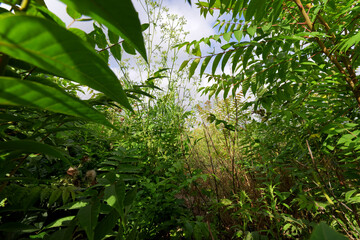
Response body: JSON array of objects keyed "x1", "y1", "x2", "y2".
[{"x1": 0, "y1": 0, "x2": 359, "y2": 239}]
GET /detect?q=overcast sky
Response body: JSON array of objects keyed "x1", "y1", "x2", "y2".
[
  {"x1": 45, "y1": 0, "x2": 217, "y2": 43},
  {"x1": 43, "y1": 0, "x2": 222, "y2": 101}
]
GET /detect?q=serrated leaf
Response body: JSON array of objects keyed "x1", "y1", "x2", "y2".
[
  {"x1": 60, "y1": 0, "x2": 147, "y2": 61},
  {"x1": 0, "y1": 15, "x2": 132, "y2": 111},
  {"x1": 0, "y1": 77, "x2": 114, "y2": 129}
]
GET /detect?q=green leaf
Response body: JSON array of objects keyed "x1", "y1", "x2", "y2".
[
  {"x1": 94, "y1": 209, "x2": 119, "y2": 240},
  {"x1": 232, "y1": 48, "x2": 244, "y2": 72},
  {"x1": 110, "y1": 44, "x2": 122, "y2": 61},
  {"x1": 339, "y1": 31, "x2": 360, "y2": 52},
  {"x1": 26, "y1": 1, "x2": 65, "y2": 27},
  {"x1": 242, "y1": 79, "x2": 250, "y2": 95},
  {"x1": 124, "y1": 187, "x2": 137, "y2": 207},
  {"x1": 234, "y1": 29, "x2": 242, "y2": 42},
  {"x1": 179, "y1": 60, "x2": 190, "y2": 72},
  {"x1": 223, "y1": 32, "x2": 232, "y2": 42},
  {"x1": 48, "y1": 224, "x2": 76, "y2": 240},
  {"x1": 254, "y1": 0, "x2": 267, "y2": 23},
  {"x1": 60, "y1": 0, "x2": 147, "y2": 61},
  {"x1": 45, "y1": 216, "x2": 75, "y2": 229},
  {"x1": 104, "y1": 181, "x2": 125, "y2": 220},
  {"x1": 66, "y1": 6, "x2": 81, "y2": 19},
  {"x1": 0, "y1": 15, "x2": 132, "y2": 111},
  {"x1": 200, "y1": 56, "x2": 212, "y2": 77},
  {"x1": 245, "y1": 0, "x2": 262, "y2": 22},
  {"x1": 189, "y1": 58, "x2": 200, "y2": 79},
  {"x1": 0, "y1": 77, "x2": 114, "y2": 129},
  {"x1": 0, "y1": 222, "x2": 38, "y2": 233},
  {"x1": 212, "y1": 54, "x2": 223, "y2": 75},
  {"x1": 77, "y1": 200, "x2": 100, "y2": 240},
  {"x1": 49, "y1": 188, "x2": 63, "y2": 206},
  {"x1": 122, "y1": 41, "x2": 136, "y2": 55},
  {"x1": 0, "y1": 140, "x2": 68, "y2": 162},
  {"x1": 309, "y1": 222, "x2": 348, "y2": 240},
  {"x1": 221, "y1": 51, "x2": 232, "y2": 72},
  {"x1": 93, "y1": 24, "x2": 107, "y2": 49},
  {"x1": 141, "y1": 23, "x2": 150, "y2": 31},
  {"x1": 247, "y1": 25, "x2": 257, "y2": 37},
  {"x1": 108, "y1": 30, "x2": 119, "y2": 44},
  {"x1": 243, "y1": 45, "x2": 255, "y2": 69},
  {"x1": 58, "y1": 201, "x2": 88, "y2": 210}
]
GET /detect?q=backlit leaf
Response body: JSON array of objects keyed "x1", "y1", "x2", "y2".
[
  {"x1": 189, "y1": 58, "x2": 200, "y2": 79},
  {"x1": 60, "y1": 0, "x2": 147, "y2": 61},
  {"x1": 0, "y1": 77, "x2": 114, "y2": 129},
  {"x1": 0, "y1": 15, "x2": 132, "y2": 111}
]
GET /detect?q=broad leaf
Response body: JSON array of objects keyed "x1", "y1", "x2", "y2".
[
  {"x1": 0, "y1": 15, "x2": 132, "y2": 111},
  {"x1": 0, "y1": 77, "x2": 114, "y2": 129},
  {"x1": 77, "y1": 200, "x2": 100, "y2": 240},
  {"x1": 309, "y1": 222, "x2": 348, "y2": 240},
  {"x1": 0, "y1": 140, "x2": 68, "y2": 163},
  {"x1": 60, "y1": 0, "x2": 147, "y2": 61},
  {"x1": 104, "y1": 181, "x2": 125, "y2": 220},
  {"x1": 94, "y1": 209, "x2": 120, "y2": 240}
]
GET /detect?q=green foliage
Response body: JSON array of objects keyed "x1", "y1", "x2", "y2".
[
  {"x1": 310, "y1": 222, "x2": 348, "y2": 240},
  {"x1": 0, "y1": 14, "x2": 132, "y2": 111},
  {"x1": 182, "y1": 1, "x2": 360, "y2": 235},
  {"x1": 0, "y1": 0, "x2": 150, "y2": 239}
]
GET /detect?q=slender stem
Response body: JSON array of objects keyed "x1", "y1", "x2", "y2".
[
  {"x1": 293, "y1": 0, "x2": 360, "y2": 108},
  {"x1": 19, "y1": 0, "x2": 30, "y2": 11}
]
